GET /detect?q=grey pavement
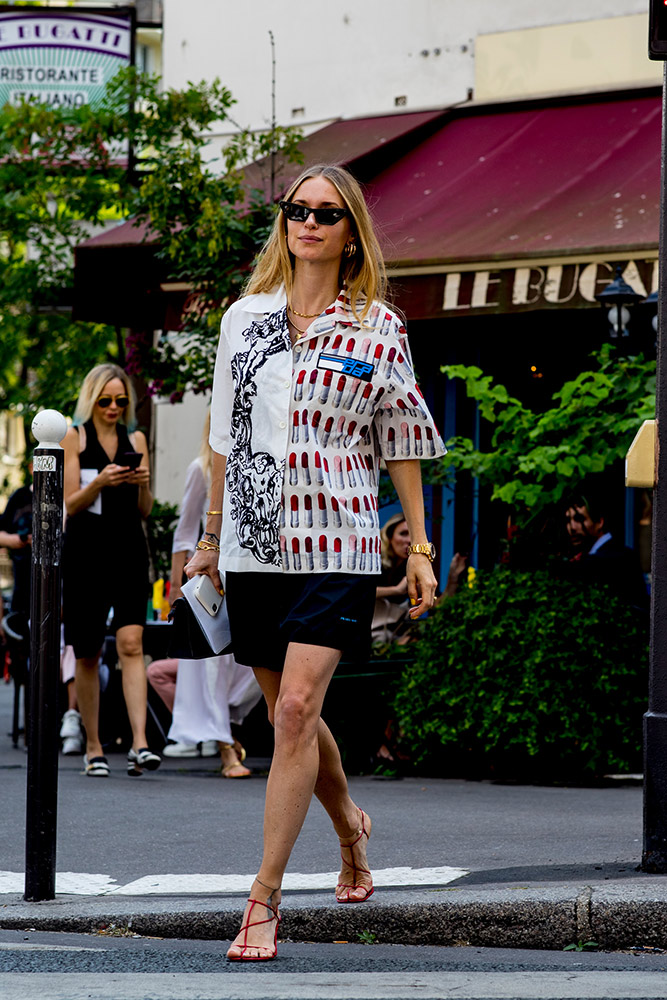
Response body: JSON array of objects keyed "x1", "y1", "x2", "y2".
[{"x1": 2, "y1": 678, "x2": 667, "y2": 951}]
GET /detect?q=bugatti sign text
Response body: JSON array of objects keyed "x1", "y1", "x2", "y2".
[{"x1": 0, "y1": 10, "x2": 132, "y2": 109}]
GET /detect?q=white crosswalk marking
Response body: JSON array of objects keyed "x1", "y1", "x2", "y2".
[
  {"x1": 1, "y1": 971, "x2": 667, "y2": 1000},
  {"x1": 0, "y1": 865, "x2": 468, "y2": 896}
]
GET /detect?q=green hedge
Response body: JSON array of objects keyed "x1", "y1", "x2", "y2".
[{"x1": 391, "y1": 565, "x2": 648, "y2": 780}]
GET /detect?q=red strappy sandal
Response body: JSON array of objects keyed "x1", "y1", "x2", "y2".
[
  {"x1": 227, "y1": 896, "x2": 281, "y2": 961},
  {"x1": 336, "y1": 809, "x2": 374, "y2": 904}
]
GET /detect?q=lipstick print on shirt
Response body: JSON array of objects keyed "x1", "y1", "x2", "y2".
[{"x1": 212, "y1": 290, "x2": 446, "y2": 575}]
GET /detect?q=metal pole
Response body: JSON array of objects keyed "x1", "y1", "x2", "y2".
[
  {"x1": 24, "y1": 409, "x2": 67, "y2": 901},
  {"x1": 643, "y1": 63, "x2": 667, "y2": 873},
  {"x1": 269, "y1": 30, "x2": 276, "y2": 204}
]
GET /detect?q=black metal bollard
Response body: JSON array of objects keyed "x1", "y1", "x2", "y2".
[{"x1": 24, "y1": 409, "x2": 67, "y2": 901}]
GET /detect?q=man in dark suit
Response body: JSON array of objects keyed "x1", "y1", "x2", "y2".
[{"x1": 564, "y1": 495, "x2": 649, "y2": 612}]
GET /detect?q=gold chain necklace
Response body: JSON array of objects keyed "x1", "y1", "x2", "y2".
[
  {"x1": 288, "y1": 315, "x2": 308, "y2": 337},
  {"x1": 288, "y1": 302, "x2": 321, "y2": 318}
]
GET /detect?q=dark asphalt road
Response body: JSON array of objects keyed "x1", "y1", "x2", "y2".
[{"x1": 1, "y1": 928, "x2": 666, "y2": 974}]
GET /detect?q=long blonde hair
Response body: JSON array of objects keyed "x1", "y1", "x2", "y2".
[
  {"x1": 244, "y1": 163, "x2": 387, "y2": 322},
  {"x1": 73, "y1": 363, "x2": 137, "y2": 431}
]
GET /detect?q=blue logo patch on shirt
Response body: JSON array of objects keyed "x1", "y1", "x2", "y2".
[{"x1": 317, "y1": 353, "x2": 374, "y2": 382}]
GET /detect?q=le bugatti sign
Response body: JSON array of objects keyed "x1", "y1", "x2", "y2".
[{"x1": 0, "y1": 7, "x2": 132, "y2": 109}]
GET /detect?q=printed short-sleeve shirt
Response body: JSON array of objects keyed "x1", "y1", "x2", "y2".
[{"x1": 209, "y1": 286, "x2": 446, "y2": 575}]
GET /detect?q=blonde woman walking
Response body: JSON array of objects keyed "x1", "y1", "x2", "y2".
[
  {"x1": 186, "y1": 164, "x2": 446, "y2": 960},
  {"x1": 62, "y1": 363, "x2": 159, "y2": 779}
]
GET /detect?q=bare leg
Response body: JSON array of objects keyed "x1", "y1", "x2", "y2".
[
  {"x1": 260, "y1": 670, "x2": 372, "y2": 891},
  {"x1": 66, "y1": 679, "x2": 78, "y2": 712},
  {"x1": 313, "y1": 717, "x2": 373, "y2": 902},
  {"x1": 146, "y1": 657, "x2": 178, "y2": 714},
  {"x1": 227, "y1": 646, "x2": 370, "y2": 960},
  {"x1": 75, "y1": 653, "x2": 103, "y2": 759},
  {"x1": 258, "y1": 644, "x2": 339, "y2": 884},
  {"x1": 116, "y1": 625, "x2": 149, "y2": 750},
  {"x1": 252, "y1": 668, "x2": 364, "y2": 839},
  {"x1": 313, "y1": 718, "x2": 362, "y2": 831}
]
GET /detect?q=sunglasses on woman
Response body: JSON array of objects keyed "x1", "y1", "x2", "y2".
[
  {"x1": 97, "y1": 394, "x2": 129, "y2": 409},
  {"x1": 279, "y1": 201, "x2": 348, "y2": 226}
]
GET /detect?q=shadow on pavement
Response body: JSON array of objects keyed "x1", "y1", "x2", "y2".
[{"x1": 450, "y1": 862, "x2": 644, "y2": 885}]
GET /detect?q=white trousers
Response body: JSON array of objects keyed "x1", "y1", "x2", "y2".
[{"x1": 168, "y1": 655, "x2": 262, "y2": 746}]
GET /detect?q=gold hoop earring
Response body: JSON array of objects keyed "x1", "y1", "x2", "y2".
[{"x1": 344, "y1": 240, "x2": 357, "y2": 258}]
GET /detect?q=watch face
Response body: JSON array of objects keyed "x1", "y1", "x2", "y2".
[{"x1": 410, "y1": 543, "x2": 436, "y2": 561}]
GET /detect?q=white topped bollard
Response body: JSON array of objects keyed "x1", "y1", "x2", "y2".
[
  {"x1": 25, "y1": 408, "x2": 67, "y2": 902},
  {"x1": 31, "y1": 409, "x2": 68, "y2": 450}
]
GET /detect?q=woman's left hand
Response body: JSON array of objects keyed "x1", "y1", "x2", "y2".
[
  {"x1": 406, "y1": 554, "x2": 437, "y2": 619},
  {"x1": 127, "y1": 466, "x2": 150, "y2": 487}
]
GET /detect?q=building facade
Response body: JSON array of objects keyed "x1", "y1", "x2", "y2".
[{"x1": 161, "y1": 1, "x2": 656, "y2": 131}]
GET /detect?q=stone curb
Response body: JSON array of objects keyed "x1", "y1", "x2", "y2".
[{"x1": 2, "y1": 883, "x2": 667, "y2": 951}]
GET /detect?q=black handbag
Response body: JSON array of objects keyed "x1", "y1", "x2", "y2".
[{"x1": 167, "y1": 596, "x2": 233, "y2": 660}]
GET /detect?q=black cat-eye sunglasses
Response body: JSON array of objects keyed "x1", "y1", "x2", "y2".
[{"x1": 279, "y1": 201, "x2": 348, "y2": 226}]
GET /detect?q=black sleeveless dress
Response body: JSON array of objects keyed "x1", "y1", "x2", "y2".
[{"x1": 62, "y1": 419, "x2": 149, "y2": 658}]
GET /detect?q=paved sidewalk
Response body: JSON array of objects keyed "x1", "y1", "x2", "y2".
[{"x1": 2, "y1": 678, "x2": 667, "y2": 950}]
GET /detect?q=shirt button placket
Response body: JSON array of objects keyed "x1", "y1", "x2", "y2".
[
  {"x1": 279, "y1": 375, "x2": 291, "y2": 430},
  {"x1": 278, "y1": 363, "x2": 292, "y2": 429}
]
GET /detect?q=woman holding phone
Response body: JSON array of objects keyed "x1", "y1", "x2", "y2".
[
  {"x1": 62, "y1": 363, "x2": 160, "y2": 778},
  {"x1": 186, "y1": 163, "x2": 446, "y2": 961}
]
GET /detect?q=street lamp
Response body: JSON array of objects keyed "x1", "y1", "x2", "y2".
[
  {"x1": 642, "y1": 289, "x2": 659, "y2": 338},
  {"x1": 595, "y1": 264, "x2": 644, "y2": 338}
]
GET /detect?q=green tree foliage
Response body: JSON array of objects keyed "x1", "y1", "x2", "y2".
[
  {"x1": 435, "y1": 345, "x2": 655, "y2": 535},
  {"x1": 0, "y1": 68, "x2": 302, "y2": 429},
  {"x1": 392, "y1": 565, "x2": 648, "y2": 778}
]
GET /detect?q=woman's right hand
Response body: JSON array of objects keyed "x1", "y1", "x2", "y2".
[
  {"x1": 97, "y1": 463, "x2": 132, "y2": 488},
  {"x1": 394, "y1": 576, "x2": 409, "y2": 597},
  {"x1": 184, "y1": 548, "x2": 222, "y2": 592}
]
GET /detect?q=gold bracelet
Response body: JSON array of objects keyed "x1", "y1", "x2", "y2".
[
  {"x1": 205, "y1": 510, "x2": 223, "y2": 515},
  {"x1": 195, "y1": 540, "x2": 220, "y2": 552}
]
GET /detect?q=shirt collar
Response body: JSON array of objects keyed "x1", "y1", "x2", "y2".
[
  {"x1": 307, "y1": 290, "x2": 363, "y2": 340},
  {"x1": 238, "y1": 286, "x2": 364, "y2": 342},
  {"x1": 238, "y1": 286, "x2": 287, "y2": 315},
  {"x1": 588, "y1": 532, "x2": 612, "y2": 556}
]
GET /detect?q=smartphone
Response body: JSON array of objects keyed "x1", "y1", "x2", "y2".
[
  {"x1": 193, "y1": 574, "x2": 223, "y2": 616},
  {"x1": 122, "y1": 451, "x2": 142, "y2": 470}
]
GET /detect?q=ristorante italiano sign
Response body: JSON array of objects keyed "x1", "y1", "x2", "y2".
[{"x1": 0, "y1": 7, "x2": 132, "y2": 109}]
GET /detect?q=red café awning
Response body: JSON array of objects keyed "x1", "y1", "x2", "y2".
[
  {"x1": 366, "y1": 92, "x2": 661, "y2": 318},
  {"x1": 242, "y1": 108, "x2": 448, "y2": 197},
  {"x1": 371, "y1": 92, "x2": 661, "y2": 268},
  {"x1": 73, "y1": 93, "x2": 662, "y2": 326}
]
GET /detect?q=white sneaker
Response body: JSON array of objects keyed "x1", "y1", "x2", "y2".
[
  {"x1": 162, "y1": 741, "x2": 200, "y2": 758},
  {"x1": 162, "y1": 740, "x2": 220, "y2": 758},
  {"x1": 60, "y1": 709, "x2": 82, "y2": 739},
  {"x1": 62, "y1": 735, "x2": 83, "y2": 755}
]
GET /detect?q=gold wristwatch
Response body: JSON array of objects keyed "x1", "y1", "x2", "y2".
[{"x1": 408, "y1": 542, "x2": 436, "y2": 562}]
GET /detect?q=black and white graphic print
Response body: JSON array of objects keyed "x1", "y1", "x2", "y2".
[{"x1": 226, "y1": 310, "x2": 288, "y2": 565}]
